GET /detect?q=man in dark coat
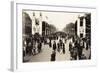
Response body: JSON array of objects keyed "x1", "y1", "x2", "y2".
[
  {"x1": 62, "y1": 43, "x2": 65, "y2": 54},
  {"x1": 57, "y1": 43, "x2": 60, "y2": 52},
  {"x1": 28, "y1": 42, "x2": 32, "y2": 55},
  {"x1": 78, "y1": 40, "x2": 83, "y2": 60},
  {"x1": 37, "y1": 41, "x2": 42, "y2": 53},
  {"x1": 49, "y1": 39, "x2": 52, "y2": 47},
  {"x1": 51, "y1": 51, "x2": 56, "y2": 61},
  {"x1": 69, "y1": 42, "x2": 73, "y2": 57},
  {"x1": 53, "y1": 41, "x2": 56, "y2": 51},
  {"x1": 69, "y1": 42, "x2": 72, "y2": 51},
  {"x1": 72, "y1": 46, "x2": 78, "y2": 60}
]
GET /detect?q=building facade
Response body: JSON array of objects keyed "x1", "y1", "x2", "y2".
[
  {"x1": 23, "y1": 11, "x2": 57, "y2": 41},
  {"x1": 32, "y1": 12, "x2": 42, "y2": 35},
  {"x1": 75, "y1": 13, "x2": 91, "y2": 46},
  {"x1": 77, "y1": 14, "x2": 86, "y2": 38},
  {"x1": 22, "y1": 12, "x2": 32, "y2": 38}
]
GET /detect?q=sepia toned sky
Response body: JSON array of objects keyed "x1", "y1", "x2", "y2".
[{"x1": 24, "y1": 10, "x2": 85, "y2": 31}]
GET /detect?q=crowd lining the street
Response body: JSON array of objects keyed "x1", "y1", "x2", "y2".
[{"x1": 23, "y1": 35, "x2": 91, "y2": 62}]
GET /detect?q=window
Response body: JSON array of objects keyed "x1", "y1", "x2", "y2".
[
  {"x1": 80, "y1": 18, "x2": 83, "y2": 26},
  {"x1": 80, "y1": 33, "x2": 83, "y2": 38},
  {"x1": 35, "y1": 18, "x2": 39, "y2": 25}
]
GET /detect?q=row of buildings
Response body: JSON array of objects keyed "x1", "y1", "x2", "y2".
[
  {"x1": 62, "y1": 13, "x2": 91, "y2": 44},
  {"x1": 22, "y1": 12, "x2": 57, "y2": 41},
  {"x1": 22, "y1": 11, "x2": 91, "y2": 44},
  {"x1": 75, "y1": 13, "x2": 91, "y2": 44}
]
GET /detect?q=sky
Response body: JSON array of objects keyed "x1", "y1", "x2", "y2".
[{"x1": 23, "y1": 10, "x2": 85, "y2": 31}]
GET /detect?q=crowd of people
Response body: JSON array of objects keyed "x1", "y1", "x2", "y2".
[
  {"x1": 23, "y1": 35, "x2": 91, "y2": 62},
  {"x1": 50, "y1": 35, "x2": 91, "y2": 61},
  {"x1": 50, "y1": 39, "x2": 66, "y2": 61},
  {"x1": 23, "y1": 36, "x2": 42, "y2": 60},
  {"x1": 68, "y1": 36, "x2": 91, "y2": 60}
]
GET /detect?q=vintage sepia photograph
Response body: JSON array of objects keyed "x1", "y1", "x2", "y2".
[{"x1": 22, "y1": 10, "x2": 91, "y2": 63}]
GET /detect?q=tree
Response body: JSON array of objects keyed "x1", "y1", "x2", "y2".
[{"x1": 63, "y1": 23, "x2": 75, "y2": 37}]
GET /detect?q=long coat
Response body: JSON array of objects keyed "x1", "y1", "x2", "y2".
[
  {"x1": 51, "y1": 53, "x2": 56, "y2": 61},
  {"x1": 53, "y1": 43, "x2": 56, "y2": 51}
]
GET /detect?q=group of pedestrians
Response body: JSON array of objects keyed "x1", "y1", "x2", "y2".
[
  {"x1": 23, "y1": 37, "x2": 42, "y2": 59},
  {"x1": 69, "y1": 37, "x2": 87, "y2": 60},
  {"x1": 50, "y1": 38, "x2": 66, "y2": 61},
  {"x1": 23, "y1": 35, "x2": 90, "y2": 62},
  {"x1": 32, "y1": 40, "x2": 42, "y2": 55}
]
